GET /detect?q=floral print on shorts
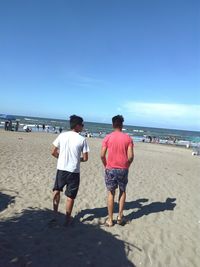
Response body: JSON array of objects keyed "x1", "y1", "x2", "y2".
[{"x1": 105, "y1": 168, "x2": 128, "y2": 192}]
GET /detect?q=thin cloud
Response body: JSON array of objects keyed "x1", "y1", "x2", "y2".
[
  {"x1": 122, "y1": 102, "x2": 200, "y2": 130},
  {"x1": 65, "y1": 72, "x2": 103, "y2": 87}
]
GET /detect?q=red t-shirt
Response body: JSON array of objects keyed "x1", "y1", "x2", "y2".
[{"x1": 102, "y1": 131, "x2": 134, "y2": 169}]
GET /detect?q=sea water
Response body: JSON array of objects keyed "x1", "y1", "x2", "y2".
[{"x1": 1, "y1": 114, "x2": 200, "y2": 144}]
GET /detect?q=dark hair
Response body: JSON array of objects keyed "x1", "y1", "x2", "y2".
[
  {"x1": 112, "y1": 115, "x2": 124, "y2": 128},
  {"x1": 69, "y1": 115, "x2": 84, "y2": 129}
]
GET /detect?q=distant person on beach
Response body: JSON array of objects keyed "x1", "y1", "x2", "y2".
[
  {"x1": 59, "y1": 127, "x2": 62, "y2": 133},
  {"x1": 4, "y1": 121, "x2": 9, "y2": 131},
  {"x1": 51, "y1": 115, "x2": 89, "y2": 225},
  {"x1": 101, "y1": 115, "x2": 134, "y2": 227},
  {"x1": 23, "y1": 125, "x2": 31, "y2": 132},
  {"x1": 8, "y1": 121, "x2": 12, "y2": 131},
  {"x1": 15, "y1": 121, "x2": 19, "y2": 131}
]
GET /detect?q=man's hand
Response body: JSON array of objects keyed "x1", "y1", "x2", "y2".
[
  {"x1": 80, "y1": 152, "x2": 88, "y2": 162},
  {"x1": 100, "y1": 147, "x2": 107, "y2": 167},
  {"x1": 51, "y1": 146, "x2": 59, "y2": 158}
]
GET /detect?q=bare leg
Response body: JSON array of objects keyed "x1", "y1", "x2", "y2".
[
  {"x1": 48, "y1": 191, "x2": 60, "y2": 225},
  {"x1": 53, "y1": 190, "x2": 60, "y2": 213},
  {"x1": 107, "y1": 190, "x2": 115, "y2": 225},
  {"x1": 118, "y1": 190, "x2": 126, "y2": 219},
  {"x1": 66, "y1": 197, "x2": 74, "y2": 216},
  {"x1": 64, "y1": 197, "x2": 75, "y2": 226}
]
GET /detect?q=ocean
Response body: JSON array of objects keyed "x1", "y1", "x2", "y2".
[{"x1": 1, "y1": 114, "x2": 200, "y2": 145}]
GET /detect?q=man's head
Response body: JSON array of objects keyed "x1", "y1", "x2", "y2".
[
  {"x1": 70, "y1": 115, "x2": 84, "y2": 130},
  {"x1": 112, "y1": 115, "x2": 124, "y2": 129}
]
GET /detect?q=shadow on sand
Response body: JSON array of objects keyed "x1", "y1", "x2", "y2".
[
  {"x1": 0, "y1": 199, "x2": 136, "y2": 267},
  {"x1": 0, "y1": 192, "x2": 15, "y2": 213},
  {"x1": 125, "y1": 197, "x2": 176, "y2": 221},
  {"x1": 75, "y1": 198, "x2": 176, "y2": 224}
]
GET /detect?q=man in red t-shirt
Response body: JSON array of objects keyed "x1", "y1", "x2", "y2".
[{"x1": 101, "y1": 115, "x2": 134, "y2": 226}]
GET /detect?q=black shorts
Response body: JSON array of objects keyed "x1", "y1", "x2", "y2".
[{"x1": 53, "y1": 170, "x2": 80, "y2": 199}]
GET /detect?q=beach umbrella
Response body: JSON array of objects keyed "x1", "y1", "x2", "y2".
[{"x1": 0, "y1": 114, "x2": 16, "y2": 121}]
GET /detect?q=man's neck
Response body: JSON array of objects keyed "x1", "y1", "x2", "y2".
[
  {"x1": 113, "y1": 127, "x2": 122, "y2": 132},
  {"x1": 72, "y1": 130, "x2": 79, "y2": 133}
]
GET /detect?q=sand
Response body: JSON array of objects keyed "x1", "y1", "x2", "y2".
[{"x1": 0, "y1": 130, "x2": 200, "y2": 267}]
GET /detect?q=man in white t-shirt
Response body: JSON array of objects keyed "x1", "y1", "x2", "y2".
[{"x1": 51, "y1": 115, "x2": 89, "y2": 225}]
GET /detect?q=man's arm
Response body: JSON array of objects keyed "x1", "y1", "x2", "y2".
[
  {"x1": 127, "y1": 145, "x2": 134, "y2": 165},
  {"x1": 80, "y1": 152, "x2": 88, "y2": 162},
  {"x1": 51, "y1": 145, "x2": 59, "y2": 158},
  {"x1": 100, "y1": 146, "x2": 107, "y2": 167}
]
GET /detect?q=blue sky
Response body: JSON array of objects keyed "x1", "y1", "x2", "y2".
[{"x1": 0, "y1": 0, "x2": 199, "y2": 131}]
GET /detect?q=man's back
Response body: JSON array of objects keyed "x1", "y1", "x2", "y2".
[
  {"x1": 102, "y1": 131, "x2": 133, "y2": 169},
  {"x1": 53, "y1": 131, "x2": 89, "y2": 172}
]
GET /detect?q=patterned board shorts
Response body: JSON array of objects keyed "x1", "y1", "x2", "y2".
[{"x1": 104, "y1": 168, "x2": 128, "y2": 192}]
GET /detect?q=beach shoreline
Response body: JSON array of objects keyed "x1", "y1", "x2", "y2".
[{"x1": 1, "y1": 114, "x2": 200, "y2": 145}]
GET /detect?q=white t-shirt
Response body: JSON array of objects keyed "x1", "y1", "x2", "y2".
[{"x1": 53, "y1": 131, "x2": 89, "y2": 173}]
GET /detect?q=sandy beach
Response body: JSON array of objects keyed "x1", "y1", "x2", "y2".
[{"x1": 0, "y1": 130, "x2": 200, "y2": 267}]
